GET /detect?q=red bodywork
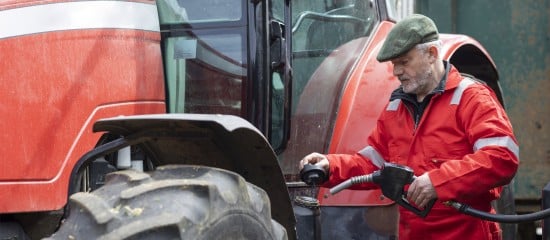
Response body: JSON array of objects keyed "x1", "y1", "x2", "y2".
[{"x1": 0, "y1": 0, "x2": 165, "y2": 213}]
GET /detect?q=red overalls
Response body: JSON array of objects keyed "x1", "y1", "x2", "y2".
[{"x1": 324, "y1": 65, "x2": 519, "y2": 240}]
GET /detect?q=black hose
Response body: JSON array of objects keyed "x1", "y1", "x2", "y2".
[
  {"x1": 447, "y1": 201, "x2": 550, "y2": 223},
  {"x1": 327, "y1": 174, "x2": 374, "y2": 196},
  {"x1": 324, "y1": 164, "x2": 550, "y2": 223}
]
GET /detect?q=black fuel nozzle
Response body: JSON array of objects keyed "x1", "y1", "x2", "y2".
[
  {"x1": 300, "y1": 164, "x2": 328, "y2": 186},
  {"x1": 377, "y1": 163, "x2": 435, "y2": 218},
  {"x1": 328, "y1": 162, "x2": 436, "y2": 218},
  {"x1": 376, "y1": 163, "x2": 415, "y2": 200}
]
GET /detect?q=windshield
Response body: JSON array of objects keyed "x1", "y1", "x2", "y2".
[
  {"x1": 280, "y1": 0, "x2": 377, "y2": 177},
  {"x1": 290, "y1": 0, "x2": 376, "y2": 110},
  {"x1": 157, "y1": 0, "x2": 247, "y2": 115}
]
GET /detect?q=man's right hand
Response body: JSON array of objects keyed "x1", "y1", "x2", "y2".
[{"x1": 299, "y1": 152, "x2": 330, "y2": 172}]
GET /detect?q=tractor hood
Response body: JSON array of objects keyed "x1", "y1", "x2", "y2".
[{"x1": 93, "y1": 114, "x2": 296, "y2": 238}]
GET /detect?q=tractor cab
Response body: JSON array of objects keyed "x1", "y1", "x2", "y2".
[
  {"x1": 154, "y1": 0, "x2": 393, "y2": 238},
  {"x1": 156, "y1": 0, "x2": 378, "y2": 177}
]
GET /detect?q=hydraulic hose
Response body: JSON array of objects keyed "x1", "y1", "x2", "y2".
[{"x1": 446, "y1": 201, "x2": 550, "y2": 223}]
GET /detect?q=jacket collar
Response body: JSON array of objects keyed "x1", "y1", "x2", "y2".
[{"x1": 444, "y1": 62, "x2": 463, "y2": 91}]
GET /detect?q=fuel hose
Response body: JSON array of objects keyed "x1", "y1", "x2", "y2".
[
  {"x1": 310, "y1": 162, "x2": 550, "y2": 223},
  {"x1": 446, "y1": 201, "x2": 550, "y2": 223}
]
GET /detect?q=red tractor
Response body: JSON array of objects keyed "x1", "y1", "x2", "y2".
[{"x1": 0, "y1": 0, "x2": 513, "y2": 239}]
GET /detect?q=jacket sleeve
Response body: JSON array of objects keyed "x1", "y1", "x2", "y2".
[
  {"x1": 429, "y1": 84, "x2": 519, "y2": 202},
  {"x1": 323, "y1": 116, "x2": 390, "y2": 189},
  {"x1": 323, "y1": 153, "x2": 379, "y2": 189}
]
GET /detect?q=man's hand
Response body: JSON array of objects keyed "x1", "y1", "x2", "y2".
[
  {"x1": 407, "y1": 173, "x2": 437, "y2": 208},
  {"x1": 299, "y1": 152, "x2": 330, "y2": 173}
]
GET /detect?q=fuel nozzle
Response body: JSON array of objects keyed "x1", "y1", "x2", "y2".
[
  {"x1": 328, "y1": 162, "x2": 436, "y2": 218},
  {"x1": 327, "y1": 163, "x2": 413, "y2": 196}
]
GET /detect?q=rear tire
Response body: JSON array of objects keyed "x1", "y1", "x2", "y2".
[{"x1": 46, "y1": 165, "x2": 287, "y2": 240}]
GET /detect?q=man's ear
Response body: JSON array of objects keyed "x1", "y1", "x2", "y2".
[{"x1": 427, "y1": 45, "x2": 438, "y2": 64}]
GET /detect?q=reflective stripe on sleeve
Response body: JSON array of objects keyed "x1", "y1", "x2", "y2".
[
  {"x1": 358, "y1": 146, "x2": 386, "y2": 168},
  {"x1": 450, "y1": 78, "x2": 476, "y2": 105},
  {"x1": 386, "y1": 99, "x2": 401, "y2": 111},
  {"x1": 473, "y1": 136, "x2": 520, "y2": 159},
  {"x1": 0, "y1": 1, "x2": 159, "y2": 39}
]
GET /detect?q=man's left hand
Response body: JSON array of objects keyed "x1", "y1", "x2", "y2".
[{"x1": 407, "y1": 173, "x2": 437, "y2": 208}]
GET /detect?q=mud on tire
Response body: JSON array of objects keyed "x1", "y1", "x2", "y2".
[{"x1": 46, "y1": 165, "x2": 287, "y2": 240}]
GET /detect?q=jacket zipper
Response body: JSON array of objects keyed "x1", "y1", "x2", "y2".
[
  {"x1": 403, "y1": 104, "x2": 417, "y2": 134},
  {"x1": 413, "y1": 93, "x2": 441, "y2": 133},
  {"x1": 414, "y1": 113, "x2": 420, "y2": 131}
]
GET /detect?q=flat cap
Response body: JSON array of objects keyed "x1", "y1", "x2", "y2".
[{"x1": 376, "y1": 14, "x2": 439, "y2": 62}]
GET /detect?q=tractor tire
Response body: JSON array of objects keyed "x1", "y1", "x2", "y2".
[{"x1": 45, "y1": 165, "x2": 287, "y2": 240}]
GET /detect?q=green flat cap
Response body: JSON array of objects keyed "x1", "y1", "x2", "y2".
[{"x1": 376, "y1": 14, "x2": 439, "y2": 62}]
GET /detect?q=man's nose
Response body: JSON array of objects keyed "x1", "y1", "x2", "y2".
[{"x1": 393, "y1": 65, "x2": 402, "y2": 76}]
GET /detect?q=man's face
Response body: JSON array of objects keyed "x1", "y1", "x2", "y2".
[{"x1": 390, "y1": 46, "x2": 434, "y2": 97}]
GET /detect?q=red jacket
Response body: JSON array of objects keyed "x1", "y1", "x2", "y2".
[{"x1": 325, "y1": 64, "x2": 519, "y2": 240}]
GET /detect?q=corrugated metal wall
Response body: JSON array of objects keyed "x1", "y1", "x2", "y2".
[{"x1": 415, "y1": 0, "x2": 550, "y2": 205}]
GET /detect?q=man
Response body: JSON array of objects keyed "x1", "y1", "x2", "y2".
[{"x1": 299, "y1": 14, "x2": 519, "y2": 240}]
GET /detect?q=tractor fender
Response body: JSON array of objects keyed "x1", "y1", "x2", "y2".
[
  {"x1": 92, "y1": 113, "x2": 297, "y2": 239},
  {"x1": 439, "y1": 34, "x2": 503, "y2": 104}
]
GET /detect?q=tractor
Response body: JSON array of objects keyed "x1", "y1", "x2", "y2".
[{"x1": 0, "y1": 0, "x2": 514, "y2": 239}]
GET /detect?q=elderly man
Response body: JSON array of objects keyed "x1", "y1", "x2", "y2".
[{"x1": 299, "y1": 14, "x2": 519, "y2": 240}]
